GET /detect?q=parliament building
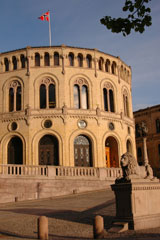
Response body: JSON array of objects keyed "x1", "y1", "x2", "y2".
[{"x1": 0, "y1": 45, "x2": 136, "y2": 168}]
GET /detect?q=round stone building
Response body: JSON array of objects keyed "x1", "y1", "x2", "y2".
[{"x1": 0, "y1": 45, "x2": 136, "y2": 168}]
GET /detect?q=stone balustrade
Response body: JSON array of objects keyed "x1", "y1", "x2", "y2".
[{"x1": 0, "y1": 164, "x2": 122, "y2": 180}]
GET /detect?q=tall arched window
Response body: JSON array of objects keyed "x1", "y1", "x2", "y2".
[
  {"x1": 86, "y1": 54, "x2": 92, "y2": 68},
  {"x1": 123, "y1": 90, "x2": 129, "y2": 117},
  {"x1": 4, "y1": 58, "x2": 9, "y2": 72},
  {"x1": 40, "y1": 78, "x2": 56, "y2": 109},
  {"x1": 68, "y1": 52, "x2": 74, "y2": 66},
  {"x1": 105, "y1": 59, "x2": 110, "y2": 72},
  {"x1": 35, "y1": 52, "x2": 40, "y2": 66},
  {"x1": 111, "y1": 61, "x2": 116, "y2": 74},
  {"x1": 126, "y1": 139, "x2": 132, "y2": 153},
  {"x1": 73, "y1": 85, "x2": 80, "y2": 109},
  {"x1": 54, "y1": 52, "x2": 59, "y2": 66},
  {"x1": 73, "y1": 79, "x2": 89, "y2": 109},
  {"x1": 103, "y1": 83, "x2": 115, "y2": 112},
  {"x1": 77, "y1": 53, "x2": 83, "y2": 67},
  {"x1": 20, "y1": 54, "x2": 25, "y2": 68},
  {"x1": 44, "y1": 52, "x2": 50, "y2": 66},
  {"x1": 12, "y1": 56, "x2": 17, "y2": 70},
  {"x1": 156, "y1": 119, "x2": 160, "y2": 133},
  {"x1": 99, "y1": 57, "x2": 104, "y2": 71},
  {"x1": 9, "y1": 81, "x2": 22, "y2": 112}
]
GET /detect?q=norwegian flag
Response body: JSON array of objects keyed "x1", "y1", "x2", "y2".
[{"x1": 38, "y1": 11, "x2": 50, "y2": 21}]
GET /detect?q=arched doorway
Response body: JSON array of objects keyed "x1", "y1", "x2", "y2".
[
  {"x1": 105, "y1": 136, "x2": 119, "y2": 168},
  {"x1": 39, "y1": 135, "x2": 59, "y2": 165},
  {"x1": 8, "y1": 136, "x2": 23, "y2": 164},
  {"x1": 74, "y1": 135, "x2": 92, "y2": 167},
  {"x1": 126, "y1": 139, "x2": 132, "y2": 153}
]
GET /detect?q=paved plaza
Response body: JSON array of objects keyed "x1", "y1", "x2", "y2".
[{"x1": 0, "y1": 188, "x2": 160, "y2": 239}]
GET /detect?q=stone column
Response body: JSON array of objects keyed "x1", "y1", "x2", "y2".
[{"x1": 143, "y1": 137, "x2": 149, "y2": 166}]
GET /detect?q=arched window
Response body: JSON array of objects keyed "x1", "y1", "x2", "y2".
[
  {"x1": 156, "y1": 119, "x2": 160, "y2": 133},
  {"x1": 44, "y1": 52, "x2": 50, "y2": 66},
  {"x1": 105, "y1": 59, "x2": 110, "y2": 72},
  {"x1": 35, "y1": 52, "x2": 40, "y2": 66},
  {"x1": 103, "y1": 83, "x2": 115, "y2": 112},
  {"x1": 4, "y1": 58, "x2": 9, "y2": 72},
  {"x1": 8, "y1": 137, "x2": 23, "y2": 164},
  {"x1": 9, "y1": 81, "x2": 22, "y2": 112},
  {"x1": 74, "y1": 135, "x2": 92, "y2": 167},
  {"x1": 86, "y1": 54, "x2": 92, "y2": 68},
  {"x1": 12, "y1": 56, "x2": 17, "y2": 70},
  {"x1": 54, "y1": 52, "x2": 59, "y2": 66},
  {"x1": 77, "y1": 53, "x2": 83, "y2": 67},
  {"x1": 99, "y1": 57, "x2": 104, "y2": 71},
  {"x1": 123, "y1": 91, "x2": 129, "y2": 117},
  {"x1": 120, "y1": 65, "x2": 124, "y2": 79},
  {"x1": 105, "y1": 136, "x2": 119, "y2": 168},
  {"x1": 111, "y1": 61, "x2": 116, "y2": 74},
  {"x1": 135, "y1": 124, "x2": 141, "y2": 137},
  {"x1": 40, "y1": 78, "x2": 56, "y2": 109},
  {"x1": 73, "y1": 80, "x2": 89, "y2": 109},
  {"x1": 20, "y1": 54, "x2": 25, "y2": 68},
  {"x1": 68, "y1": 52, "x2": 74, "y2": 66},
  {"x1": 73, "y1": 85, "x2": 80, "y2": 109}
]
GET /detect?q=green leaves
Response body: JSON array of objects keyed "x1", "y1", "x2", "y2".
[{"x1": 100, "y1": 0, "x2": 152, "y2": 36}]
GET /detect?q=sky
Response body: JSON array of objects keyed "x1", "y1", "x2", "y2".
[{"x1": 0, "y1": 0, "x2": 159, "y2": 111}]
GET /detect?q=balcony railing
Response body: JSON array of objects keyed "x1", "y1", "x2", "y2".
[{"x1": 0, "y1": 164, "x2": 122, "y2": 180}]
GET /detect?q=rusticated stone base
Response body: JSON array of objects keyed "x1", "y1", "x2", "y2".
[{"x1": 111, "y1": 179, "x2": 160, "y2": 230}]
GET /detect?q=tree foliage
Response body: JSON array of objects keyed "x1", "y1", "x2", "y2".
[{"x1": 100, "y1": 0, "x2": 152, "y2": 36}]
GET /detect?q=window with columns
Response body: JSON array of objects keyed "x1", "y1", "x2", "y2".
[
  {"x1": 20, "y1": 54, "x2": 25, "y2": 68},
  {"x1": 12, "y1": 56, "x2": 17, "y2": 70},
  {"x1": 4, "y1": 58, "x2": 9, "y2": 72},
  {"x1": 99, "y1": 57, "x2": 104, "y2": 71},
  {"x1": 35, "y1": 52, "x2": 40, "y2": 66},
  {"x1": 111, "y1": 61, "x2": 117, "y2": 74},
  {"x1": 68, "y1": 52, "x2": 74, "y2": 66},
  {"x1": 9, "y1": 81, "x2": 22, "y2": 112},
  {"x1": 44, "y1": 52, "x2": 50, "y2": 66},
  {"x1": 103, "y1": 82, "x2": 115, "y2": 112},
  {"x1": 86, "y1": 54, "x2": 92, "y2": 68},
  {"x1": 40, "y1": 78, "x2": 56, "y2": 109},
  {"x1": 105, "y1": 59, "x2": 110, "y2": 72},
  {"x1": 123, "y1": 89, "x2": 129, "y2": 117},
  {"x1": 77, "y1": 53, "x2": 83, "y2": 67},
  {"x1": 73, "y1": 79, "x2": 89, "y2": 109},
  {"x1": 54, "y1": 52, "x2": 60, "y2": 66}
]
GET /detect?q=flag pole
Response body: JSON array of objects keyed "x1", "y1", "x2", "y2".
[{"x1": 49, "y1": 11, "x2": 52, "y2": 47}]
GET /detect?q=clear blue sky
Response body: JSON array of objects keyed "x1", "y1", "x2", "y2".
[{"x1": 0, "y1": 0, "x2": 159, "y2": 111}]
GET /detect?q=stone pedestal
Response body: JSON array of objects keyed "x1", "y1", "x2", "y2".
[{"x1": 111, "y1": 179, "x2": 160, "y2": 230}]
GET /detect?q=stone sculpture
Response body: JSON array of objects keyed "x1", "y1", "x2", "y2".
[{"x1": 118, "y1": 152, "x2": 155, "y2": 182}]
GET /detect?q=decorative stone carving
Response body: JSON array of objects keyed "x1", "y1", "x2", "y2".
[
  {"x1": 103, "y1": 82, "x2": 113, "y2": 90},
  {"x1": 118, "y1": 152, "x2": 155, "y2": 182},
  {"x1": 74, "y1": 78, "x2": 88, "y2": 86}
]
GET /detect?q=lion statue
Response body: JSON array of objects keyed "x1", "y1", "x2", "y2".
[{"x1": 117, "y1": 152, "x2": 155, "y2": 182}]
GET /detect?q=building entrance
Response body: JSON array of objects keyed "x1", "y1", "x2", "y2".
[
  {"x1": 105, "y1": 136, "x2": 119, "y2": 167},
  {"x1": 8, "y1": 136, "x2": 23, "y2": 164},
  {"x1": 74, "y1": 135, "x2": 92, "y2": 167},
  {"x1": 39, "y1": 135, "x2": 59, "y2": 165}
]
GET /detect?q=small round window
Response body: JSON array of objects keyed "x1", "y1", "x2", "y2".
[
  {"x1": 109, "y1": 122, "x2": 115, "y2": 131},
  {"x1": 11, "y1": 122, "x2": 18, "y2": 131},
  {"x1": 44, "y1": 120, "x2": 52, "y2": 128}
]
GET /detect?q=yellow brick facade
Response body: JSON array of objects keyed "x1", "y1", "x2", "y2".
[{"x1": 0, "y1": 46, "x2": 136, "y2": 167}]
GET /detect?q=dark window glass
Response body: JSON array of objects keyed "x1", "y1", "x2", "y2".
[
  {"x1": 20, "y1": 54, "x2": 25, "y2": 68},
  {"x1": 109, "y1": 89, "x2": 114, "y2": 112},
  {"x1": 54, "y1": 52, "x2": 59, "y2": 66},
  {"x1": 77, "y1": 54, "x2": 83, "y2": 67},
  {"x1": 49, "y1": 84, "x2": 56, "y2": 108},
  {"x1": 16, "y1": 86, "x2": 21, "y2": 111},
  {"x1": 86, "y1": 55, "x2": 92, "y2": 68},
  {"x1": 40, "y1": 84, "x2": 46, "y2": 109},
  {"x1": 44, "y1": 120, "x2": 52, "y2": 128},
  {"x1": 103, "y1": 88, "x2": 108, "y2": 111},
  {"x1": 69, "y1": 53, "x2": 74, "y2": 66},
  {"x1": 9, "y1": 88, "x2": 14, "y2": 112},
  {"x1": 4, "y1": 58, "x2": 9, "y2": 71},
  {"x1": 11, "y1": 122, "x2": 18, "y2": 131},
  {"x1": 156, "y1": 119, "x2": 160, "y2": 133},
  {"x1": 12, "y1": 56, "x2": 17, "y2": 70},
  {"x1": 44, "y1": 52, "x2": 50, "y2": 66},
  {"x1": 74, "y1": 85, "x2": 80, "y2": 109},
  {"x1": 35, "y1": 53, "x2": 40, "y2": 66}
]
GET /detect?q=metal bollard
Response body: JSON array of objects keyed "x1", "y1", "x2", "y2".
[
  {"x1": 37, "y1": 216, "x2": 48, "y2": 240},
  {"x1": 93, "y1": 215, "x2": 104, "y2": 239}
]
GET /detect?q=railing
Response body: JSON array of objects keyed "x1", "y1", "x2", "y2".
[
  {"x1": 55, "y1": 166, "x2": 98, "y2": 178},
  {"x1": 0, "y1": 164, "x2": 122, "y2": 180},
  {"x1": 0, "y1": 164, "x2": 48, "y2": 177}
]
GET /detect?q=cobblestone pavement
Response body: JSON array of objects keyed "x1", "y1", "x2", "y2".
[{"x1": 0, "y1": 188, "x2": 160, "y2": 239}]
